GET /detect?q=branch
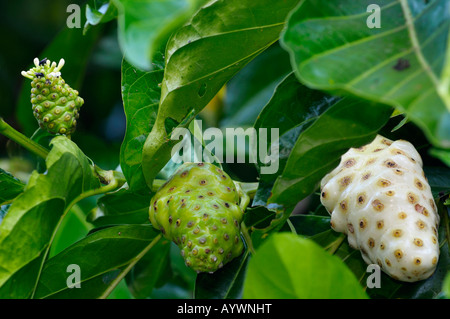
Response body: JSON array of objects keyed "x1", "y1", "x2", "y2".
[{"x1": 0, "y1": 118, "x2": 49, "y2": 159}]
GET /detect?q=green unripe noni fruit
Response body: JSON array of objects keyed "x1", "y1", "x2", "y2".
[
  {"x1": 149, "y1": 162, "x2": 245, "y2": 273},
  {"x1": 21, "y1": 57, "x2": 84, "y2": 136}
]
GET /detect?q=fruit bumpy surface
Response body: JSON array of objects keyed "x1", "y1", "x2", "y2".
[
  {"x1": 320, "y1": 135, "x2": 440, "y2": 282},
  {"x1": 21, "y1": 58, "x2": 84, "y2": 136},
  {"x1": 149, "y1": 162, "x2": 244, "y2": 273}
]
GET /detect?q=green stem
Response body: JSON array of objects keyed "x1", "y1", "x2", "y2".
[
  {"x1": 241, "y1": 222, "x2": 256, "y2": 255},
  {"x1": 326, "y1": 233, "x2": 346, "y2": 255},
  {"x1": 0, "y1": 118, "x2": 49, "y2": 159}
]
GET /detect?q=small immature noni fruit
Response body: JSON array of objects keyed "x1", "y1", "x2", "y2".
[
  {"x1": 320, "y1": 135, "x2": 439, "y2": 282},
  {"x1": 149, "y1": 162, "x2": 245, "y2": 273},
  {"x1": 21, "y1": 57, "x2": 84, "y2": 136}
]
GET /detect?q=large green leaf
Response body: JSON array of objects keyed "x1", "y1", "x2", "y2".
[
  {"x1": 253, "y1": 73, "x2": 338, "y2": 195},
  {"x1": 142, "y1": 0, "x2": 301, "y2": 186},
  {"x1": 90, "y1": 188, "x2": 151, "y2": 227},
  {"x1": 220, "y1": 42, "x2": 292, "y2": 128},
  {"x1": 244, "y1": 74, "x2": 341, "y2": 244},
  {"x1": 0, "y1": 169, "x2": 25, "y2": 206},
  {"x1": 195, "y1": 250, "x2": 249, "y2": 299},
  {"x1": 126, "y1": 239, "x2": 172, "y2": 299},
  {"x1": 34, "y1": 224, "x2": 161, "y2": 299},
  {"x1": 120, "y1": 57, "x2": 164, "y2": 192},
  {"x1": 243, "y1": 233, "x2": 368, "y2": 299},
  {"x1": 282, "y1": 0, "x2": 450, "y2": 148},
  {"x1": 0, "y1": 137, "x2": 101, "y2": 298},
  {"x1": 268, "y1": 97, "x2": 393, "y2": 208},
  {"x1": 112, "y1": 0, "x2": 206, "y2": 70}
]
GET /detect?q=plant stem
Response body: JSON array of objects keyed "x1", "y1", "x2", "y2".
[
  {"x1": 241, "y1": 222, "x2": 256, "y2": 255},
  {"x1": 326, "y1": 233, "x2": 346, "y2": 255},
  {"x1": 0, "y1": 118, "x2": 49, "y2": 159}
]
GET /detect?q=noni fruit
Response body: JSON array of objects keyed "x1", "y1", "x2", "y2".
[
  {"x1": 21, "y1": 58, "x2": 84, "y2": 136},
  {"x1": 320, "y1": 135, "x2": 439, "y2": 282},
  {"x1": 149, "y1": 162, "x2": 245, "y2": 273}
]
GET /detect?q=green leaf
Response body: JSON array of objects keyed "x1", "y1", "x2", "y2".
[
  {"x1": 195, "y1": 251, "x2": 249, "y2": 299},
  {"x1": 90, "y1": 188, "x2": 151, "y2": 227},
  {"x1": 0, "y1": 137, "x2": 101, "y2": 298},
  {"x1": 120, "y1": 57, "x2": 164, "y2": 192},
  {"x1": 220, "y1": 42, "x2": 292, "y2": 128},
  {"x1": 142, "y1": 0, "x2": 301, "y2": 186},
  {"x1": 429, "y1": 148, "x2": 450, "y2": 167},
  {"x1": 112, "y1": 0, "x2": 206, "y2": 71},
  {"x1": 253, "y1": 72, "x2": 339, "y2": 204},
  {"x1": 0, "y1": 169, "x2": 25, "y2": 206},
  {"x1": 285, "y1": 214, "x2": 331, "y2": 237},
  {"x1": 268, "y1": 97, "x2": 393, "y2": 208},
  {"x1": 84, "y1": 0, "x2": 118, "y2": 32},
  {"x1": 126, "y1": 239, "x2": 172, "y2": 299},
  {"x1": 443, "y1": 271, "x2": 450, "y2": 298},
  {"x1": 424, "y1": 166, "x2": 450, "y2": 197},
  {"x1": 282, "y1": 0, "x2": 450, "y2": 148},
  {"x1": 34, "y1": 224, "x2": 161, "y2": 299},
  {"x1": 243, "y1": 233, "x2": 368, "y2": 299}
]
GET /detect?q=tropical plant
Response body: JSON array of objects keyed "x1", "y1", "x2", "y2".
[{"x1": 0, "y1": 0, "x2": 449, "y2": 299}]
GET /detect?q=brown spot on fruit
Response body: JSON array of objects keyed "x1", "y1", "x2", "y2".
[
  {"x1": 368, "y1": 238, "x2": 375, "y2": 248},
  {"x1": 398, "y1": 212, "x2": 407, "y2": 219},
  {"x1": 408, "y1": 193, "x2": 418, "y2": 204},
  {"x1": 394, "y1": 249, "x2": 403, "y2": 259},
  {"x1": 415, "y1": 179, "x2": 424, "y2": 190},
  {"x1": 362, "y1": 172, "x2": 371, "y2": 180},
  {"x1": 340, "y1": 200, "x2": 348, "y2": 211},
  {"x1": 359, "y1": 218, "x2": 367, "y2": 229},
  {"x1": 392, "y1": 229, "x2": 403, "y2": 237},
  {"x1": 413, "y1": 238, "x2": 423, "y2": 247},
  {"x1": 384, "y1": 160, "x2": 398, "y2": 168},
  {"x1": 391, "y1": 149, "x2": 406, "y2": 156},
  {"x1": 377, "y1": 179, "x2": 391, "y2": 187},
  {"x1": 413, "y1": 257, "x2": 422, "y2": 265},
  {"x1": 339, "y1": 176, "x2": 352, "y2": 188},
  {"x1": 377, "y1": 220, "x2": 384, "y2": 229},
  {"x1": 394, "y1": 169, "x2": 403, "y2": 175},
  {"x1": 416, "y1": 220, "x2": 426, "y2": 230},
  {"x1": 357, "y1": 193, "x2": 366, "y2": 204},
  {"x1": 347, "y1": 223, "x2": 354, "y2": 233},
  {"x1": 386, "y1": 190, "x2": 395, "y2": 196},
  {"x1": 344, "y1": 159, "x2": 356, "y2": 167},
  {"x1": 415, "y1": 204, "x2": 429, "y2": 216},
  {"x1": 372, "y1": 199, "x2": 384, "y2": 212}
]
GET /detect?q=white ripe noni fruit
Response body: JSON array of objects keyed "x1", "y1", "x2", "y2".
[{"x1": 320, "y1": 135, "x2": 439, "y2": 282}]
